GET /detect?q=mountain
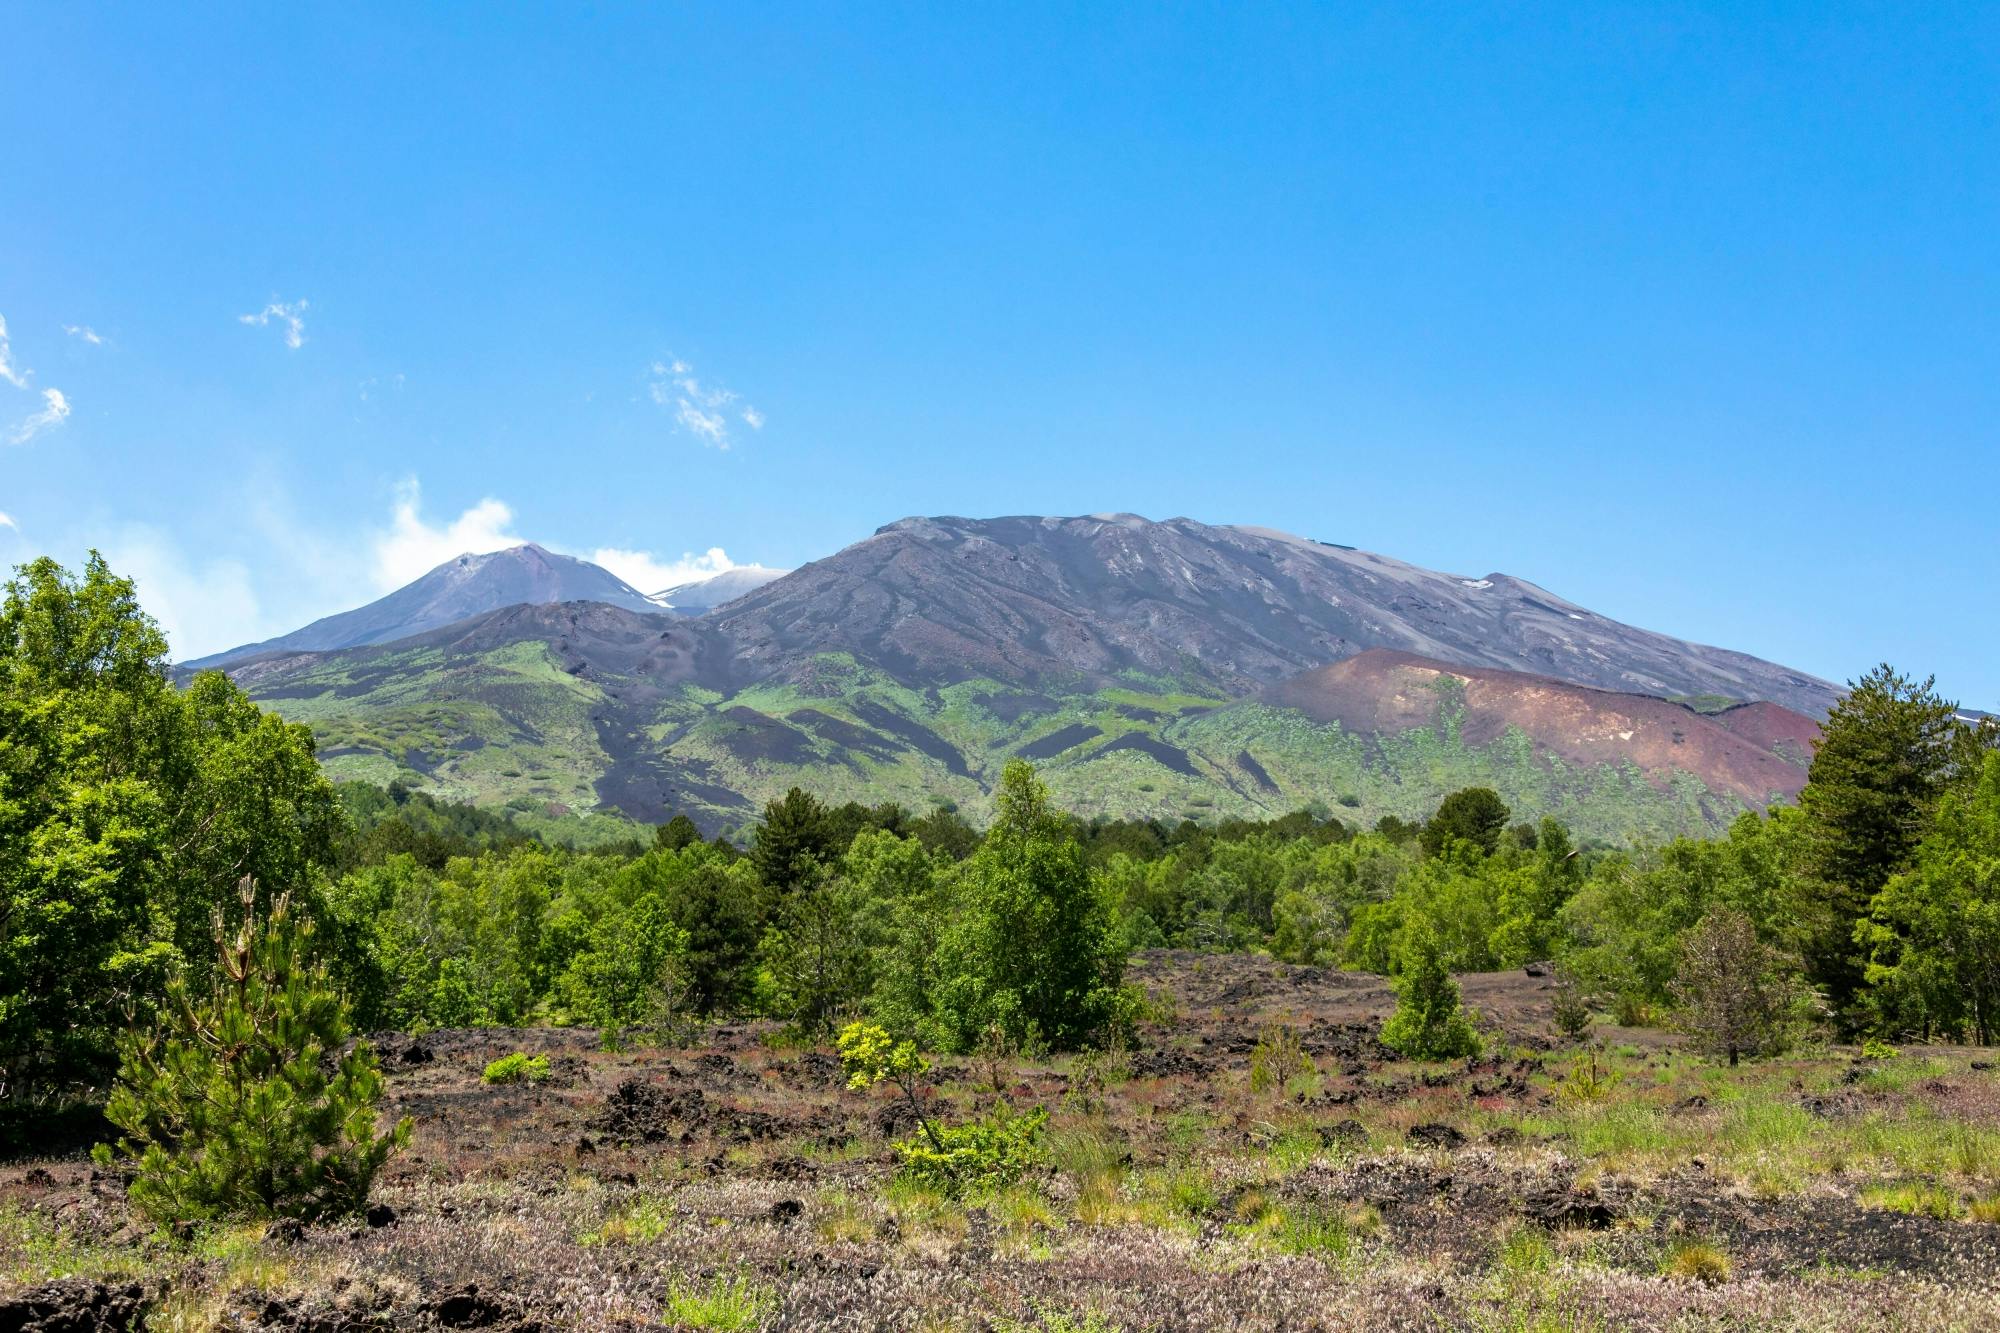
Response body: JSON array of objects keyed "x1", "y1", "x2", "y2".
[
  {"x1": 1265, "y1": 649, "x2": 1814, "y2": 810},
  {"x1": 185, "y1": 545, "x2": 665, "y2": 669},
  {"x1": 218, "y1": 513, "x2": 1835, "y2": 842},
  {"x1": 704, "y1": 514, "x2": 1840, "y2": 714},
  {"x1": 654, "y1": 566, "x2": 790, "y2": 614}
]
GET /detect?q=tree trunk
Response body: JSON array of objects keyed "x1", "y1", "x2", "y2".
[{"x1": 1728, "y1": 1045, "x2": 1739, "y2": 1068}]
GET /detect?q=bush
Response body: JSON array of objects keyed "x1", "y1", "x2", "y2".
[
  {"x1": 481, "y1": 1053, "x2": 551, "y2": 1085},
  {"x1": 94, "y1": 881, "x2": 410, "y2": 1223},
  {"x1": 894, "y1": 1105, "x2": 1049, "y2": 1195},
  {"x1": 1379, "y1": 919, "x2": 1481, "y2": 1060}
]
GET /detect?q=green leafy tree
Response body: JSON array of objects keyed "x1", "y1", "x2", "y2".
[
  {"x1": 1862, "y1": 752, "x2": 2000, "y2": 1043},
  {"x1": 1421, "y1": 787, "x2": 1511, "y2": 858},
  {"x1": 1379, "y1": 917, "x2": 1481, "y2": 1059},
  {"x1": 94, "y1": 880, "x2": 409, "y2": 1222},
  {"x1": 1797, "y1": 664, "x2": 1971, "y2": 1011},
  {"x1": 756, "y1": 872, "x2": 871, "y2": 1039},
  {"x1": 559, "y1": 893, "x2": 695, "y2": 1043},
  {"x1": 0, "y1": 555, "x2": 339, "y2": 1093},
  {"x1": 925, "y1": 762, "x2": 1129, "y2": 1052},
  {"x1": 654, "y1": 813, "x2": 703, "y2": 852}
]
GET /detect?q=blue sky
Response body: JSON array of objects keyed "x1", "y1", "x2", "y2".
[{"x1": 1, "y1": 4, "x2": 1994, "y2": 705}]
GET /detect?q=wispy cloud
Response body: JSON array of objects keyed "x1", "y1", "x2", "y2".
[
  {"x1": 589, "y1": 545, "x2": 754, "y2": 596},
  {"x1": 63, "y1": 324, "x2": 106, "y2": 346},
  {"x1": 0, "y1": 314, "x2": 28, "y2": 389},
  {"x1": 0, "y1": 512, "x2": 17, "y2": 533},
  {"x1": 9, "y1": 388, "x2": 70, "y2": 445},
  {"x1": 239, "y1": 298, "x2": 308, "y2": 349},
  {"x1": 647, "y1": 356, "x2": 763, "y2": 450},
  {"x1": 371, "y1": 478, "x2": 526, "y2": 591}
]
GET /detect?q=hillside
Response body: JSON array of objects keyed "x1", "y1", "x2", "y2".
[
  {"x1": 211, "y1": 512, "x2": 1839, "y2": 839},
  {"x1": 705, "y1": 514, "x2": 1841, "y2": 714}
]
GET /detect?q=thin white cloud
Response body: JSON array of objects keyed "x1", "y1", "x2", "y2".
[
  {"x1": 0, "y1": 314, "x2": 29, "y2": 388},
  {"x1": 647, "y1": 355, "x2": 762, "y2": 450},
  {"x1": 370, "y1": 478, "x2": 526, "y2": 591},
  {"x1": 239, "y1": 299, "x2": 308, "y2": 349},
  {"x1": 63, "y1": 324, "x2": 106, "y2": 346},
  {"x1": 589, "y1": 545, "x2": 751, "y2": 596},
  {"x1": 8, "y1": 388, "x2": 70, "y2": 445},
  {"x1": 103, "y1": 527, "x2": 272, "y2": 662},
  {"x1": 0, "y1": 512, "x2": 17, "y2": 532}
]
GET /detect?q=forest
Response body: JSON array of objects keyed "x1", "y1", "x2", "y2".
[{"x1": 8, "y1": 553, "x2": 1997, "y2": 1109}]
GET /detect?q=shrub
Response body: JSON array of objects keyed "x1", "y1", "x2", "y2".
[
  {"x1": 839, "y1": 1021, "x2": 1048, "y2": 1196},
  {"x1": 1551, "y1": 966, "x2": 1594, "y2": 1043},
  {"x1": 481, "y1": 1053, "x2": 551, "y2": 1085},
  {"x1": 1672, "y1": 909, "x2": 1812, "y2": 1066},
  {"x1": 1248, "y1": 1023, "x2": 1315, "y2": 1095},
  {"x1": 94, "y1": 881, "x2": 410, "y2": 1223},
  {"x1": 1555, "y1": 1050, "x2": 1623, "y2": 1105},
  {"x1": 895, "y1": 1105, "x2": 1049, "y2": 1196},
  {"x1": 1662, "y1": 1238, "x2": 1731, "y2": 1284},
  {"x1": 1380, "y1": 919, "x2": 1481, "y2": 1060},
  {"x1": 662, "y1": 1271, "x2": 772, "y2": 1331},
  {"x1": 1860, "y1": 1037, "x2": 1899, "y2": 1060}
]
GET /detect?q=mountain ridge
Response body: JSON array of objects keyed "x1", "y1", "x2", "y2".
[
  {"x1": 209, "y1": 511, "x2": 1838, "y2": 840},
  {"x1": 185, "y1": 544, "x2": 665, "y2": 669}
]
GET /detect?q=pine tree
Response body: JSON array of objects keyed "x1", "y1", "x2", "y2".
[
  {"x1": 1380, "y1": 918, "x2": 1481, "y2": 1059},
  {"x1": 1796, "y1": 664, "x2": 1969, "y2": 1011},
  {"x1": 95, "y1": 879, "x2": 410, "y2": 1223}
]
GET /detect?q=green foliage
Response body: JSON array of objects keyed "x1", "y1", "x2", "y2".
[
  {"x1": 93, "y1": 881, "x2": 410, "y2": 1223},
  {"x1": 922, "y1": 762, "x2": 1132, "y2": 1052},
  {"x1": 1550, "y1": 966, "x2": 1594, "y2": 1043},
  {"x1": 1798, "y1": 664, "x2": 1975, "y2": 1014},
  {"x1": 0, "y1": 555, "x2": 341, "y2": 1091},
  {"x1": 1861, "y1": 751, "x2": 2000, "y2": 1042},
  {"x1": 1247, "y1": 1022, "x2": 1314, "y2": 1095},
  {"x1": 481, "y1": 1052, "x2": 551, "y2": 1085},
  {"x1": 661, "y1": 1271, "x2": 773, "y2": 1331},
  {"x1": 1555, "y1": 1050, "x2": 1622, "y2": 1104},
  {"x1": 1379, "y1": 918, "x2": 1481, "y2": 1059},
  {"x1": 893, "y1": 1104, "x2": 1049, "y2": 1196},
  {"x1": 558, "y1": 891, "x2": 695, "y2": 1044},
  {"x1": 1422, "y1": 786, "x2": 1511, "y2": 857}
]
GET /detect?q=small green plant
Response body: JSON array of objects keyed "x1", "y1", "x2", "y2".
[
  {"x1": 895, "y1": 1104, "x2": 1050, "y2": 1195},
  {"x1": 1661, "y1": 1238, "x2": 1731, "y2": 1284},
  {"x1": 1555, "y1": 1050, "x2": 1623, "y2": 1105},
  {"x1": 579, "y1": 1194, "x2": 674, "y2": 1246},
  {"x1": 481, "y1": 1052, "x2": 551, "y2": 1085},
  {"x1": 1248, "y1": 1022, "x2": 1316, "y2": 1095},
  {"x1": 840, "y1": 1021, "x2": 1047, "y2": 1195},
  {"x1": 1862, "y1": 1182, "x2": 1960, "y2": 1220},
  {"x1": 662, "y1": 1271, "x2": 772, "y2": 1330},
  {"x1": 1273, "y1": 1201, "x2": 1352, "y2": 1260},
  {"x1": 1860, "y1": 1038, "x2": 1899, "y2": 1060},
  {"x1": 94, "y1": 881, "x2": 410, "y2": 1224},
  {"x1": 1551, "y1": 968, "x2": 1594, "y2": 1043},
  {"x1": 1380, "y1": 920, "x2": 1481, "y2": 1060}
]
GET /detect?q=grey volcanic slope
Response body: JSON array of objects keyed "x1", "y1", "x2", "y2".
[
  {"x1": 186, "y1": 545, "x2": 664, "y2": 669},
  {"x1": 707, "y1": 514, "x2": 1841, "y2": 715},
  {"x1": 654, "y1": 566, "x2": 789, "y2": 615}
]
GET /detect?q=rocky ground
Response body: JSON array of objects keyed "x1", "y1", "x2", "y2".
[{"x1": 5, "y1": 950, "x2": 1999, "y2": 1330}]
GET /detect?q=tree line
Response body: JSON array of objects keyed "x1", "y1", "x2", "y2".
[{"x1": 5, "y1": 554, "x2": 1998, "y2": 1108}]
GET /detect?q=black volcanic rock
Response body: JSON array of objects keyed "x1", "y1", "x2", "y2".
[{"x1": 185, "y1": 544, "x2": 664, "y2": 669}]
